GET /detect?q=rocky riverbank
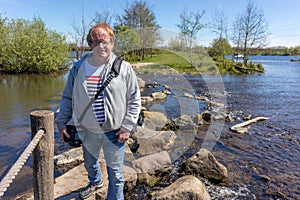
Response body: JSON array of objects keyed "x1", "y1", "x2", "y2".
[
  {"x1": 17, "y1": 73, "x2": 252, "y2": 200},
  {"x1": 52, "y1": 126, "x2": 227, "y2": 199},
  {"x1": 52, "y1": 76, "x2": 233, "y2": 199}
]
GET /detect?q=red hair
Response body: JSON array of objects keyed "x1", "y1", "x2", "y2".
[{"x1": 87, "y1": 22, "x2": 114, "y2": 46}]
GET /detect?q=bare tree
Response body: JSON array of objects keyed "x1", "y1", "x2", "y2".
[
  {"x1": 176, "y1": 8, "x2": 206, "y2": 66},
  {"x1": 232, "y1": 0, "x2": 269, "y2": 66},
  {"x1": 71, "y1": 7, "x2": 89, "y2": 59},
  {"x1": 232, "y1": 14, "x2": 243, "y2": 59},
  {"x1": 92, "y1": 7, "x2": 114, "y2": 25},
  {"x1": 168, "y1": 37, "x2": 185, "y2": 51}
]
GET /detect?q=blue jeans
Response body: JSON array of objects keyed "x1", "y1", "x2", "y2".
[{"x1": 81, "y1": 130, "x2": 125, "y2": 200}]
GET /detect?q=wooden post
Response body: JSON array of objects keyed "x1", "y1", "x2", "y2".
[{"x1": 30, "y1": 110, "x2": 54, "y2": 200}]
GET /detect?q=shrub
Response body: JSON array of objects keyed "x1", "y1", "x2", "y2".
[{"x1": 0, "y1": 15, "x2": 70, "y2": 74}]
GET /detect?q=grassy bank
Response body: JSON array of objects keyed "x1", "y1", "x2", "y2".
[{"x1": 133, "y1": 49, "x2": 264, "y2": 74}]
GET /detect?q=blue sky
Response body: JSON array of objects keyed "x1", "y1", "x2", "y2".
[{"x1": 1, "y1": 0, "x2": 300, "y2": 47}]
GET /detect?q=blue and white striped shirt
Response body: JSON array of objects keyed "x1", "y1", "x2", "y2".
[{"x1": 85, "y1": 60, "x2": 106, "y2": 126}]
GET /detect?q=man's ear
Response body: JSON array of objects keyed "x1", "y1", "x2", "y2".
[{"x1": 110, "y1": 41, "x2": 114, "y2": 49}]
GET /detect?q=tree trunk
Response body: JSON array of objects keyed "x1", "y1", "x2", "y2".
[{"x1": 230, "y1": 116, "x2": 269, "y2": 133}]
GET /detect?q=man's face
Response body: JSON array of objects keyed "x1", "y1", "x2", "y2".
[{"x1": 91, "y1": 28, "x2": 113, "y2": 59}]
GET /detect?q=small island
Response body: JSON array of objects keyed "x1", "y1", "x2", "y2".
[{"x1": 131, "y1": 49, "x2": 264, "y2": 75}]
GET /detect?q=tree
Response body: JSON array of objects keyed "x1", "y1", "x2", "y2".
[
  {"x1": 0, "y1": 16, "x2": 69, "y2": 74},
  {"x1": 71, "y1": 7, "x2": 89, "y2": 59},
  {"x1": 232, "y1": 14, "x2": 243, "y2": 58},
  {"x1": 232, "y1": 0, "x2": 269, "y2": 66},
  {"x1": 168, "y1": 37, "x2": 185, "y2": 51},
  {"x1": 113, "y1": 25, "x2": 140, "y2": 60},
  {"x1": 0, "y1": 14, "x2": 9, "y2": 69},
  {"x1": 92, "y1": 7, "x2": 114, "y2": 24},
  {"x1": 176, "y1": 8, "x2": 206, "y2": 66},
  {"x1": 210, "y1": 8, "x2": 230, "y2": 66},
  {"x1": 117, "y1": 0, "x2": 160, "y2": 60},
  {"x1": 208, "y1": 38, "x2": 232, "y2": 60}
]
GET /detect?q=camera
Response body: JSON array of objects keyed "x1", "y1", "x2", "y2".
[{"x1": 64, "y1": 125, "x2": 82, "y2": 147}]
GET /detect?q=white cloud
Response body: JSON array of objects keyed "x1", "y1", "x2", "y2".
[{"x1": 268, "y1": 33, "x2": 300, "y2": 47}]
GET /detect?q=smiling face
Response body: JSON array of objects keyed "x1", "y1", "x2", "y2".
[{"x1": 91, "y1": 27, "x2": 114, "y2": 60}]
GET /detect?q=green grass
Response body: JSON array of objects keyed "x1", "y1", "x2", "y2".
[
  {"x1": 133, "y1": 49, "x2": 264, "y2": 74},
  {"x1": 134, "y1": 50, "x2": 195, "y2": 74},
  {"x1": 135, "y1": 49, "x2": 215, "y2": 74},
  {"x1": 143, "y1": 50, "x2": 189, "y2": 65}
]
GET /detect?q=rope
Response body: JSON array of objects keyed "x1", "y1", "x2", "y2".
[{"x1": 0, "y1": 129, "x2": 45, "y2": 197}]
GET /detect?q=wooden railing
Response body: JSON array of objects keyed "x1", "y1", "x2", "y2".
[{"x1": 0, "y1": 110, "x2": 54, "y2": 200}]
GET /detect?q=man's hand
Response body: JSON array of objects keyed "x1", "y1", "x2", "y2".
[
  {"x1": 116, "y1": 128, "x2": 130, "y2": 143},
  {"x1": 59, "y1": 129, "x2": 70, "y2": 143}
]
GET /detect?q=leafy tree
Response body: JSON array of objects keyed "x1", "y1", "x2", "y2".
[
  {"x1": 291, "y1": 46, "x2": 300, "y2": 55},
  {"x1": 232, "y1": 0, "x2": 269, "y2": 66},
  {"x1": 0, "y1": 15, "x2": 9, "y2": 70},
  {"x1": 210, "y1": 8, "x2": 229, "y2": 66},
  {"x1": 208, "y1": 38, "x2": 232, "y2": 59},
  {"x1": 117, "y1": 0, "x2": 160, "y2": 60},
  {"x1": 0, "y1": 16, "x2": 69, "y2": 74},
  {"x1": 113, "y1": 25, "x2": 140, "y2": 60},
  {"x1": 176, "y1": 8, "x2": 206, "y2": 66}
]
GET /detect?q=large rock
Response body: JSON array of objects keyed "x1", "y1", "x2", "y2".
[
  {"x1": 192, "y1": 113, "x2": 205, "y2": 127},
  {"x1": 141, "y1": 96, "x2": 154, "y2": 104},
  {"x1": 54, "y1": 147, "x2": 83, "y2": 167},
  {"x1": 131, "y1": 151, "x2": 173, "y2": 187},
  {"x1": 137, "y1": 77, "x2": 145, "y2": 88},
  {"x1": 173, "y1": 114, "x2": 196, "y2": 130},
  {"x1": 123, "y1": 165, "x2": 138, "y2": 192},
  {"x1": 150, "y1": 175, "x2": 211, "y2": 200},
  {"x1": 142, "y1": 111, "x2": 168, "y2": 130},
  {"x1": 142, "y1": 118, "x2": 157, "y2": 130},
  {"x1": 181, "y1": 148, "x2": 228, "y2": 182},
  {"x1": 134, "y1": 127, "x2": 176, "y2": 155},
  {"x1": 124, "y1": 142, "x2": 136, "y2": 163},
  {"x1": 151, "y1": 91, "x2": 167, "y2": 100},
  {"x1": 131, "y1": 151, "x2": 172, "y2": 174}
]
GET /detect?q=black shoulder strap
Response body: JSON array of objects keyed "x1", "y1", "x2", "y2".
[
  {"x1": 94, "y1": 57, "x2": 123, "y2": 99},
  {"x1": 110, "y1": 56, "x2": 123, "y2": 77},
  {"x1": 78, "y1": 57, "x2": 123, "y2": 123}
]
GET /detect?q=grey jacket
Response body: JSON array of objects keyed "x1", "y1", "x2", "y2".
[{"x1": 55, "y1": 53, "x2": 141, "y2": 134}]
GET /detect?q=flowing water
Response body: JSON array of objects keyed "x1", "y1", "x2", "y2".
[
  {"x1": 189, "y1": 56, "x2": 300, "y2": 199},
  {"x1": 0, "y1": 56, "x2": 299, "y2": 199}
]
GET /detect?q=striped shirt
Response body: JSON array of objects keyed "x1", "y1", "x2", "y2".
[{"x1": 85, "y1": 60, "x2": 107, "y2": 126}]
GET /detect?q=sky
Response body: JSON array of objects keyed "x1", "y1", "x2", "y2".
[{"x1": 1, "y1": 0, "x2": 300, "y2": 47}]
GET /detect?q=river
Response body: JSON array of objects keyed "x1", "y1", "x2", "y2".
[
  {"x1": 0, "y1": 56, "x2": 299, "y2": 199},
  {"x1": 189, "y1": 55, "x2": 300, "y2": 199}
]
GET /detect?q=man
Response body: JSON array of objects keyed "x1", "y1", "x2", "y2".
[{"x1": 55, "y1": 22, "x2": 141, "y2": 200}]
